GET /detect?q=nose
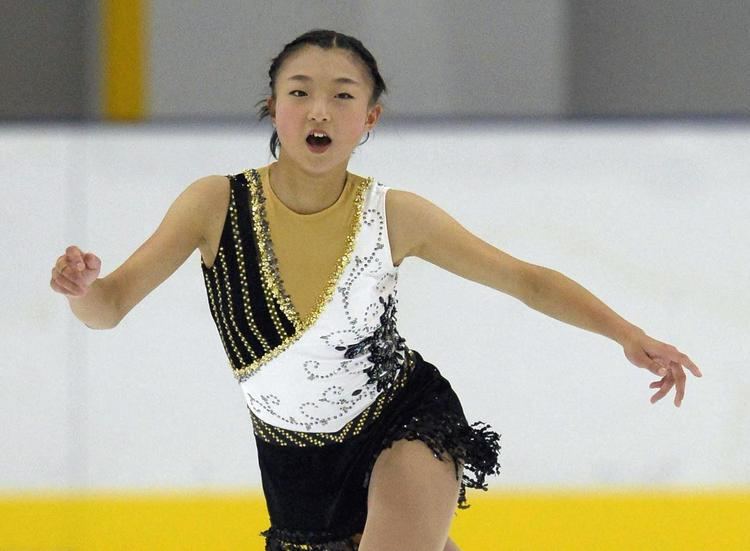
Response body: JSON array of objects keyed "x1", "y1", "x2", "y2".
[{"x1": 307, "y1": 97, "x2": 330, "y2": 122}]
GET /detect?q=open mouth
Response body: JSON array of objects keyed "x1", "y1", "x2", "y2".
[{"x1": 306, "y1": 133, "x2": 332, "y2": 153}]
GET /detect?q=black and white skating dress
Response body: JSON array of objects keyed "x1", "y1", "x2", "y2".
[{"x1": 200, "y1": 164, "x2": 501, "y2": 550}]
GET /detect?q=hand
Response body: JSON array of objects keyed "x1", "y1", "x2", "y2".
[
  {"x1": 620, "y1": 328, "x2": 703, "y2": 407},
  {"x1": 50, "y1": 245, "x2": 102, "y2": 297}
]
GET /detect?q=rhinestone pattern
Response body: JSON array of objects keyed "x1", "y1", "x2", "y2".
[
  {"x1": 248, "y1": 348, "x2": 415, "y2": 446},
  {"x1": 201, "y1": 174, "x2": 294, "y2": 376},
  {"x1": 246, "y1": 167, "x2": 371, "y2": 336},
  {"x1": 237, "y1": 172, "x2": 414, "y2": 435},
  {"x1": 223, "y1": 168, "x2": 370, "y2": 384},
  {"x1": 201, "y1": 168, "x2": 411, "y2": 436}
]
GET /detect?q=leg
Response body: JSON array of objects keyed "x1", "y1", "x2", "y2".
[{"x1": 358, "y1": 439, "x2": 464, "y2": 551}]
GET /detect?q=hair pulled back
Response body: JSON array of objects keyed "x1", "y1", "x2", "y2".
[{"x1": 255, "y1": 29, "x2": 388, "y2": 160}]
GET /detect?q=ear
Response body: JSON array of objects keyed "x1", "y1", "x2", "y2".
[{"x1": 365, "y1": 103, "x2": 382, "y2": 131}]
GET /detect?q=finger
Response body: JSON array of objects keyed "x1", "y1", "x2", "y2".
[
  {"x1": 51, "y1": 267, "x2": 80, "y2": 294},
  {"x1": 52, "y1": 264, "x2": 86, "y2": 290},
  {"x1": 634, "y1": 347, "x2": 669, "y2": 377},
  {"x1": 82, "y1": 252, "x2": 101, "y2": 271},
  {"x1": 648, "y1": 357, "x2": 669, "y2": 377},
  {"x1": 650, "y1": 378, "x2": 675, "y2": 404},
  {"x1": 663, "y1": 344, "x2": 702, "y2": 378},
  {"x1": 50, "y1": 270, "x2": 84, "y2": 296},
  {"x1": 649, "y1": 373, "x2": 672, "y2": 388},
  {"x1": 55, "y1": 255, "x2": 68, "y2": 272},
  {"x1": 50, "y1": 277, "x2": 80, "y2": 296},
  {"x1": 671, "y1": 362, "x2": 687, "y2": 407},
  {"x1": 66, "y1": 245, "x2": 85, "y2": 270},
  {"x1": 50, "y1": 278, "x2": 65, "y2": 294},
  {"x1": 53, "y1": 263, "x2": 83, "y2": 286},
  {"x1": 54, "y1": 255, "x2": 77, "y2": 277},
  {"x1": 649, "y1": 371, "x2": 673, "y2": 388},
  {"x1": 678, "y1": 352, "x2": 702, "y2": 378}
]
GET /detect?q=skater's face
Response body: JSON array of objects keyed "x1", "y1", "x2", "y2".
[{"x1": 267, "y1": 46, "x2": 381, "y2": 167}]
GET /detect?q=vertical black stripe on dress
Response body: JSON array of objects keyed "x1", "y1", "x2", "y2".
[{"x1": 201, "y1": 172, "x2": 296, "y2": 378}]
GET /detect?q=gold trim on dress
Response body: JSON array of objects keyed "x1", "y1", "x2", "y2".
[
  {"x1": 200, "y1": 183, "x2": 272, "y2": 365},
  {"x1": 229, "y1": 167, "x2": 372, "y2": 382}
]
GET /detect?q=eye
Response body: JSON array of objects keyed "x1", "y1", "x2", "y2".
[{"x1": 289, "y1": 90, "x2": 354, "y2": 99}]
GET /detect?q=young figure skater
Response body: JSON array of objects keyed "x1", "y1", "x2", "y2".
[{"x1": 50, "y1": 29, "x2": 702, "y2": 551}]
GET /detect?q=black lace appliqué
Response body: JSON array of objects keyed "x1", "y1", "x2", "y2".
[
  {"x1": 336, "y1": 294, "x2": 407, "y2": 393},
  {"x1": 364, "y1": 409, "x2": 502, "y2": 510}
]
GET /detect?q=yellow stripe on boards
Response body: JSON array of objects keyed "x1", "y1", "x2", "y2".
[
  {"x1": 452, "y1": 490, "x2": 750, "y2": 550},
  {"x1": 0, "y1": 490, "x2": 748, "y2": 550},
  {"x1": 0, "y1": 491, "x2": 270, "y2": 550},
  {"x1": 102, "y1": 0, "x2": 147, "y2": 120}
]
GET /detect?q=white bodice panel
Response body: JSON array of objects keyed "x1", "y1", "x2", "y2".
[{"x1": 240, "y1": 181, "x2": 404, "y2": 433}]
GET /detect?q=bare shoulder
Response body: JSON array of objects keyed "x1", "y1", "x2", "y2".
[
  {"x1": 191, "y1": 173, "x2": 230, "y2": 206},
  {"x1": 107, "y1": 173, "x2": 231, "y2": 323},
  {"x1": 384, "y1": 187, "x2": 433, "y2": 266},
  {"x1": 384, "y1": 186, "x2": 535, "y2": 299},
  {"x1": 384, "y1": 187, "x2": 461, "y2": 259},
  {"x1": 384, "y1": 187, "x2": 432, "y2": 217},
  {"x1": 192, "y1": 174, "x2": 231, "y2": 224}
]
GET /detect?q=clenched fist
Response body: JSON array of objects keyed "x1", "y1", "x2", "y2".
[{"x1": 50, "y1": 245, "x2": 102, "y2": 298}]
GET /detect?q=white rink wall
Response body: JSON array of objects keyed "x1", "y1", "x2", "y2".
[{"x1": 2, "y1": 121, "x2": 747, "y2": 492}]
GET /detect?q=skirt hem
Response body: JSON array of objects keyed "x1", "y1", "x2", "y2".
[{"x1": 362, "y1": 408, "x2": 502, "y2": 510}]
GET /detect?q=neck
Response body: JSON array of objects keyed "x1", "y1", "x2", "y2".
[{"x1": 268, "y1": 156, "x2": 349, "y2": 215}]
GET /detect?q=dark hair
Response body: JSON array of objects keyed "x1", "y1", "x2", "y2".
[{"x1": 255, "y1": 29, "x2": 388, "y2": 160}]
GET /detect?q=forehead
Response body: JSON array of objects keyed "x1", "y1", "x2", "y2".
[{"x1": 279, "y1": 46, "x2": 368, "y2": 85}]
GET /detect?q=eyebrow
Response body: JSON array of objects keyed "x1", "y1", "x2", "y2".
[{"x1": 286, "y1": 74, "x2": 361, "y2": 86}]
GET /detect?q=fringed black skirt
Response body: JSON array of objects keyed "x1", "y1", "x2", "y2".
[{"x1": 251, "y1": 348, "x2": 502, "y2": 550}]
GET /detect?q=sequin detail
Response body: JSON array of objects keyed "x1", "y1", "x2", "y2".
[
  {"x1": 261, "y1": 526, "x2": 361, "y2": 551},
  {"x1": 235, "y1": 168, "x2": 372, "y2": 383},
  {"x1": 364, "y1": 410, "x2": 502, "y2": 510},
  {"x1": 337, "y1": 294, "x2": 407, "y2": 393},
  {"x1": 200, "y1": 175, "x2": 290, "y2": 377},
  {"x1": 248, "y1": 348, "x2": 416, "y2": 447}
]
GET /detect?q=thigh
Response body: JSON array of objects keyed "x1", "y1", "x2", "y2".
[{"x1": 358, "y1": 438, "x2": 464, "y2": 551}]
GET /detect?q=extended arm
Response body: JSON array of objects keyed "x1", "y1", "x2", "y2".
[
  {"x1": 387, "y1": 189, "x2": 702, "y2": 407},
  {"x1": 524, "y1": 266, "x2": 640, "y2": 345},
  {"x1": 523, "y1": 267, "x2": 702, "y2": 405},
  {"x1": 53, "y1": 175, "x2": 225, "y2": 328}
]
